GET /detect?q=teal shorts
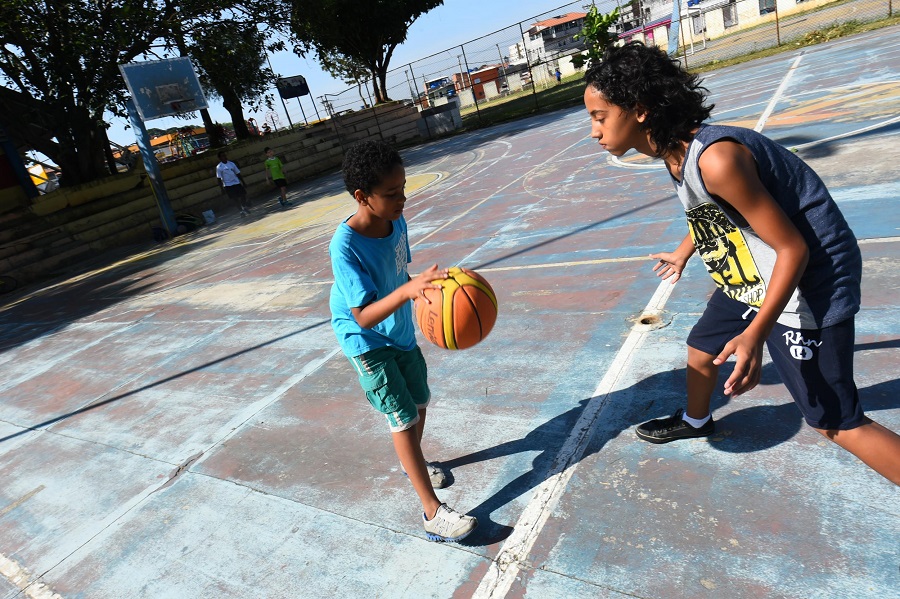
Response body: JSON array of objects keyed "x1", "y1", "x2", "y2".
[{"x1": 348, "y1": 345, "x2": 431, "y2": 432}]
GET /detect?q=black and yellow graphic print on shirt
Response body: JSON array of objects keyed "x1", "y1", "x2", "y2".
[
  {"x1": 673, "y1": 124, "x2": 862, "y2": 330},
  {"x1": 686, "y1": 202, "x2": 765, "y2": 307}
]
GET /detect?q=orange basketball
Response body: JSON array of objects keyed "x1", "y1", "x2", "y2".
[{"x1": 414, "y1": 267, "x2": 498, "y2": 350}]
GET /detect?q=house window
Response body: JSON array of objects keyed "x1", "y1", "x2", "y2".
[
  {"x1": 723, "y1": 2, "x2": 738, "y2": 27},
  {"x1": 692, "y1": 13, "x2": 706, "y2": 35},
  {"x1": 758, "y1": 0, "x2": 776, "y2": 13}
]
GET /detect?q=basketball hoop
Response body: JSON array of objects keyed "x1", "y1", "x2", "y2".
[{"x1": 119, "y1": 58, "x2": 208, "y2": 121}]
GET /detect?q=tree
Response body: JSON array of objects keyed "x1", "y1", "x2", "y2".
[
  {"x1": 186, "y1": 21, "x2": 274, "y2": 139},
  {"x1": 571, "y1": 2, "x2": 628, "y2": 69},
  {"x1": 0, "y1": 1, "x2": 171, "y2": 184},
  {"x1": 0, "y1": 0, "x2": 234, "y2": 186},
  {"x1": 290, "y1": 0, "x2": 443, "y2": 105},
  {"x1": 0, "y1": 0, "x2": 282, "y2": 186},
  {"x1": 319, "y1": 51, "x2": 372, "y2": 108}
]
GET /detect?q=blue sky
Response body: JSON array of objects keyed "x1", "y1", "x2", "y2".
[{"x1": 105, "y1": 0, "x2": 584, "y2": 145}]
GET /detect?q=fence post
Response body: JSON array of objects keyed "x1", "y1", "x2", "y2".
[
  {"x1": 407, "y1": 64, "x2": 433, "y2": 139},
  {"x1": 775, "y1": 1, "x2": 781, "y2": 46},
  {"x1": 519, "y1": 22, "x2": 540, "y2": 110},
  {"x1": 460, "y1": 44, "x2": 482, "y2": 125},
  {"x1": 324, "y1": 95, "x2": 346, "y2": 152}
]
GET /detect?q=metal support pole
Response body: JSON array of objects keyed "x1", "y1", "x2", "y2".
[
  {"x1": 405, "y1": 69, "x2": 416, "y2": 103},
  {"x1": 126, "y1": 98, "x2": 177, "y2": 237},
  {"x1": 775, "y1": 1, "x2": 781, "y2": 46},
  {"x1": 460, "y1": 44, "x2": 482, "y2": 124},
  {"x1": 496, "y1": 44, "x2": 508, "y2": 92},
  {"x1": 296, "y1": 98, "x2": 308, "y2": 126},
  {"x1": 408, "y1": 62, "x2": 425, "y2": 109},
  {"x1": 519, "y1": 22, "x2": 539, "y2": 110},
  {"x1": 266, "y1": 54, "x2": 294, "y2": 130}
]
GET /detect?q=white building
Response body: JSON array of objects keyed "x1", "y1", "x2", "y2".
[{"x1": 510, "y1": 12, "x2": 588, "y2": 66}]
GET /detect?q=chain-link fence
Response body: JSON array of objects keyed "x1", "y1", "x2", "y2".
[{"x1": 318, "y1": 0, "x2": 895, "y2": 136}]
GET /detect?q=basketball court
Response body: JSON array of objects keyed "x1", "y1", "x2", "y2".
[{"x1": 1, "y1": 28, "x2": 898, "y2": 598}]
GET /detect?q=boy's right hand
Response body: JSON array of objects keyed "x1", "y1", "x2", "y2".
[
  {"x1": 650, "y1": 251, "x2": 689, "y2": 284},
  {"x1": 406, "y1": 264, "x2": 449, "y2": 304}
]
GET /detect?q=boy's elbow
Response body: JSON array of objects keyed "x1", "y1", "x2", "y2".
[{"x1": 792, "y1": 239, "x2": 810, "y2": 270}]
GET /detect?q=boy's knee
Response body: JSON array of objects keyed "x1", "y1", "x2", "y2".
[{"x1": 687, "y1": 345, "x2": 717, "y2": 366}]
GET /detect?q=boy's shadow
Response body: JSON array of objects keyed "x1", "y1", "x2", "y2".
[{"x1": 445, "y1": 340, "x2": 899, "y2": 546}]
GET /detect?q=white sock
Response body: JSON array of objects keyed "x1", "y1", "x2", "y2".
[{"x1": 682, "y1": 413, "x2": 711, "y2": 428}]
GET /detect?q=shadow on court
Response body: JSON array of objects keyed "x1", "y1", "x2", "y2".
[{"x1": 450, "y1": 347, "x2": 898, "y2": 546}]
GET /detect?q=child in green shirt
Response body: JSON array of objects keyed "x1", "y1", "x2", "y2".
[{"x1": 264, "y1": 147, "x2": 292, "y2": 207}]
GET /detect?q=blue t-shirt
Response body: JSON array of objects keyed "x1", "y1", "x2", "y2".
[{"x1": 329, "y1": 216, "x2": 415, "y2": 357}]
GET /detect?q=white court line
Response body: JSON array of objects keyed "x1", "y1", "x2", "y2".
[
  {"x1": 755, "y1": 54, "x2": 803, "y2": 132},
  {"x1": 789, "y1": 114, "x2": 900, "y2": 151},
  {"x1": 472, "y1": 279, "x2": 676, "y2": 599},
  {"x1": 859, "y1": 236, "x2": 900, "y2": 244},
  {"x1": 0, "y1": 554, "x2": 64, "y2": 599}
]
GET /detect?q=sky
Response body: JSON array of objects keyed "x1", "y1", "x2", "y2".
[{"x1": 104, "y1": 0, "x2": 586, "y2": 146}]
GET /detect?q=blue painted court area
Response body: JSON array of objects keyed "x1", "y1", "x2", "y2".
[{"x1": 1, "y1": 27, "x2": 898, "y2": 599}]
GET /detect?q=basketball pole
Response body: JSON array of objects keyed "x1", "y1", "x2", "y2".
[{"x1": 126, "y1": 97, "x2": 178, "y2": 237}]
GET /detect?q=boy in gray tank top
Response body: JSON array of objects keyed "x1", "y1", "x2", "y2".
[{"x1": 582, "y1": 41, "x2": 899, "y2": 485}]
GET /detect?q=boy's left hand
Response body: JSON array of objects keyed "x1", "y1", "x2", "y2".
[{"x1": 714, "y1": 331, "x2": 764, "y2": 396}]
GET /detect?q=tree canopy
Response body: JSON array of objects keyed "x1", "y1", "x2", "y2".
[
  {"x1": 0, "y1": 0, "x2": 283, "y2": 186},
  {"x1": 0, "y1": 0, "x2": 192, "y2": 184},
  {"x1": 186, "y1": 21, "x2": 274, "y2": 139},
  {"x1": 290, "y1": 0, "x2": 443, "y2": 105}
]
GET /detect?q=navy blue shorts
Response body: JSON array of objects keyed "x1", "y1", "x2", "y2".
[{"x1": 688, "y1": 289, "x2": 865, "y2": 430}]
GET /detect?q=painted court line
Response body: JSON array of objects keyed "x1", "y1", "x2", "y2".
[
  {"x1": 754, "y1": 54, "x2": 804, "y2": 132},
  {"x1": 0, "y1": 553, "x2": 63, "y2": 599},
  {"x1": 473, "y1": 279, "x2": 676, "y2": 599}
]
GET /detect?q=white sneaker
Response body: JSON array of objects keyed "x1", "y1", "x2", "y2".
[
  {"x1": 423, "y1": 504, "x2": 477, "y2": 543},
  {"x1": 401, "y1": 462, "x2": 448, "y2": 489}
]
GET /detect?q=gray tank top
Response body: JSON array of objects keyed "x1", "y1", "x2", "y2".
[{"x1": 676, "y1": 124, "x2": 861, "y2": 328}]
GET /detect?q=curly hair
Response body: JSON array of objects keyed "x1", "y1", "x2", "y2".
[
  {"x1": 584, "y1": 42, "x2": 714, "y2": 157},
  {"x1": 341, "y1": 140, "x2": 403, "y2": 196}
]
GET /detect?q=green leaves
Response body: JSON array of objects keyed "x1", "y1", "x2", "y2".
[
  {"x1": 289, "y1": 0, "x2": 444, "y2": 103},
  {"x1": 571, "y1": 2, "x2": 625, "y2": 69}
]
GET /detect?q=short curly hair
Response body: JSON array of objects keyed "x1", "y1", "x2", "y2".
[
  {"x1": 584, "y1": 42, "x2": 714, "y2": 157},
  {"x1": 342, "y1": 140, "x2": 403, "y2": 196}
]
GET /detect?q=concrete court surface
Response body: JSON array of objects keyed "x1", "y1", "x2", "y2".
[{"x1": 1, "y1": 27, "x2": 899, "y2": 599}]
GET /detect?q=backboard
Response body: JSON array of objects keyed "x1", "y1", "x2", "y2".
[
  {"x1": 119, "y1": 57, "x2": 209, "y2": 121},
  {"x1": 276, "y1": 75, "x2": 310, "y2": 99}
]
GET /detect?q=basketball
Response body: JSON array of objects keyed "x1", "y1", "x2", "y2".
[{"x1": 414, "y1": 267, "x2": 498, "y2": 350}]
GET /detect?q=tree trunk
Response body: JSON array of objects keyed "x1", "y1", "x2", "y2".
[
  {"x1": 54, "y1": 107, "x2": 110, "y2": 186},
  {"x1": 371, "y1": 78, "x2": 383, "y2": 105},
  {"x1": 221, "y1": 90, "x2": 250, "y2": 139},
  {"x1": 378, "y1": 68, "x2": 391, "y2": 103},
  {"x1": 200, "y1": 108, "x2": 215, "y2": 139},
  {"x1": 101, "y1": 127, "x2": 117, "y2": 174},
  {"x1": 357, "y1": 82, "x2": 368, "y2": 108}
]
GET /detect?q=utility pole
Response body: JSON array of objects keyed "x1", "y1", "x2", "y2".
[{"x1": 495, "y1": 44, "x2": 508, "y2": 91}]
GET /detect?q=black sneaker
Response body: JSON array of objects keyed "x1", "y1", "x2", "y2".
[{"x1": 635, "y1": 409, "x2": 715, "y2": 444}]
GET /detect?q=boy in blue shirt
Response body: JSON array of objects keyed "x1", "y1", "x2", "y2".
[
  {"x1": 329, "y1": 140, "x2": 479, "y2": 541},
  {"x1": 583, "y1": 42, "x2": 899, "y2": 484}
]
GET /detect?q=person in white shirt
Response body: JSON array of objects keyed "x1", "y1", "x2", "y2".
[{"x1": 216, "y1": 151, "x2": 252, "y2": 216}]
